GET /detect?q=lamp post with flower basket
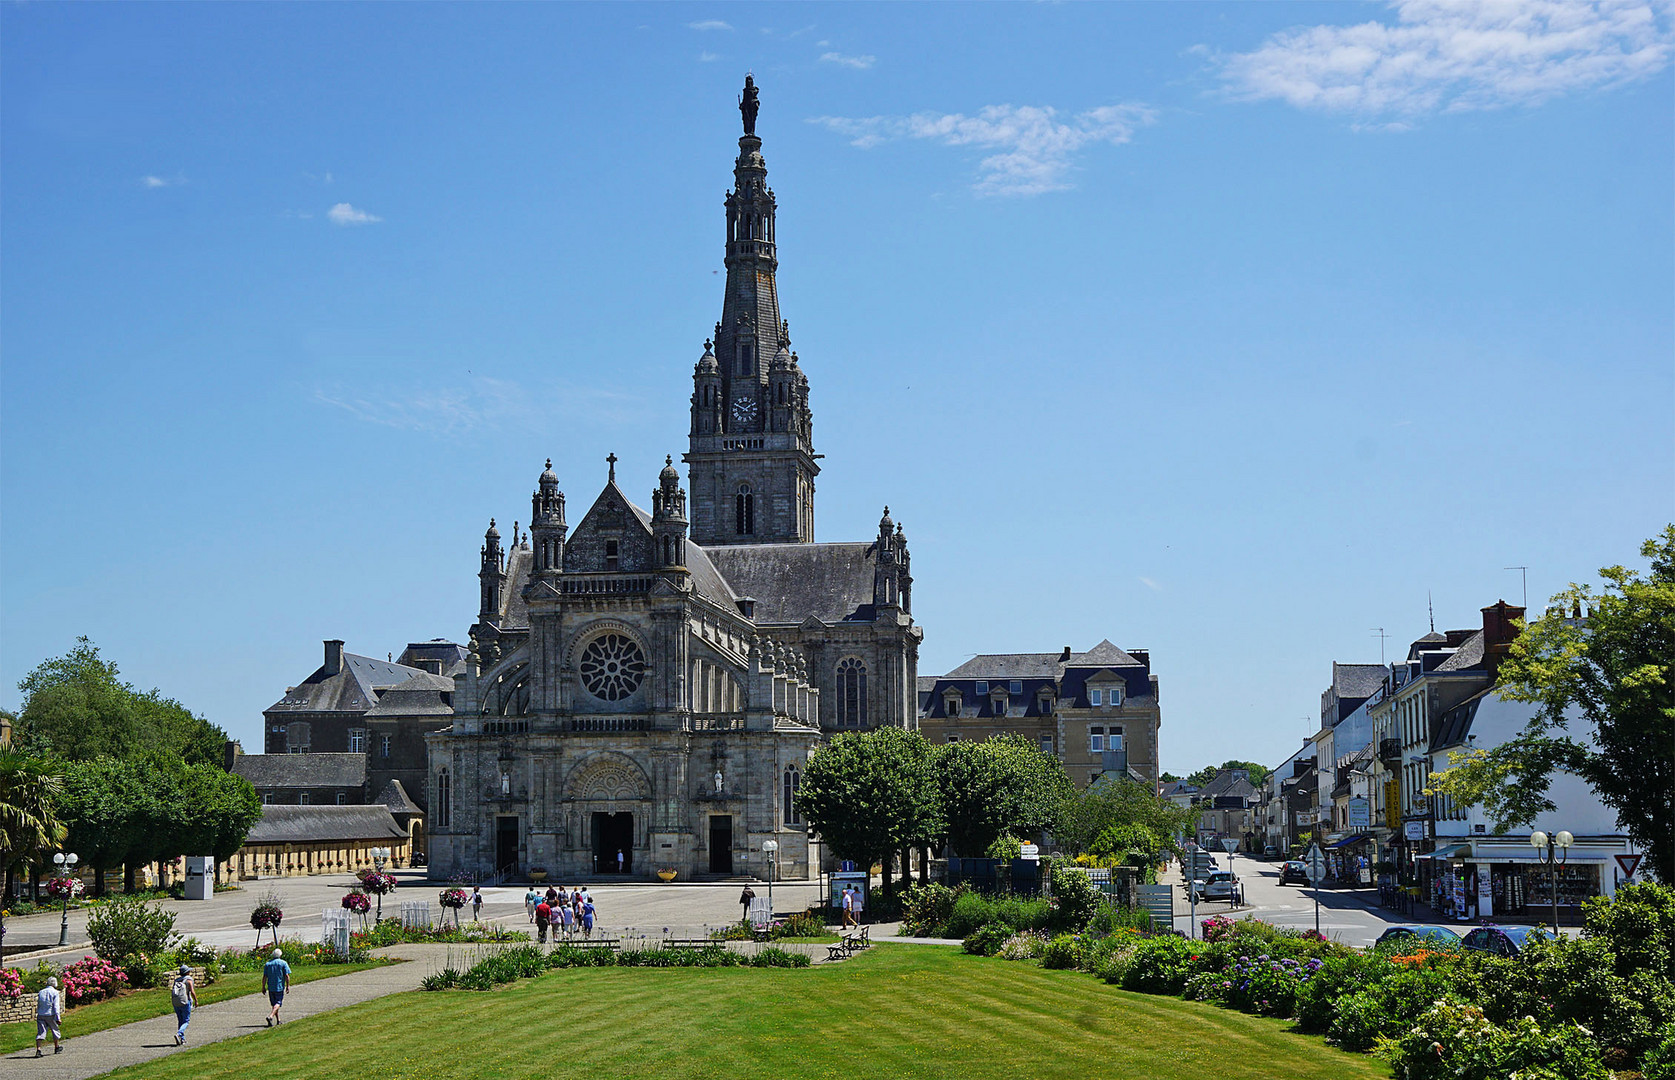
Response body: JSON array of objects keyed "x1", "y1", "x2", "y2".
[
  {"x1": 250, "y1": 899, "x2": 284, "y2": 949},
  {"x1": 439, "y1": 887, "x2": 468, "y2": 928},
  {"x1": 48, "y1": 852, "x2": 81, "y2": 946},
  {"x1": 341, "y1": 890, "x2": 371, "y2": 931},
  {"x1": 358, "y1": 862, "x2": 397, "y2": 923}
]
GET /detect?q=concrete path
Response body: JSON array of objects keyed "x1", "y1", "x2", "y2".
[{"x1": 3, "y1": 944, "x2": 442, "y2": 1080}]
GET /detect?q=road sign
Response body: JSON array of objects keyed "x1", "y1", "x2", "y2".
[
  {"x1": 1220, "y1": 838, "x2": 1239, "y2": 853},
  {"x1": 1305, "y1": 843, "x2": 1328, "y2": 884},
  {"x1": 1615, "y1": 854, "x2": 1643, "y2": 880}
]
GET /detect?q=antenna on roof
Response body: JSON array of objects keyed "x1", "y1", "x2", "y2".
[
  {"x1": 1428, "y1": 592, "x2": 1435, "y2": 634},
  {"x1": 1503, "y1": 566, "x2": 1528, "y2": 608},
  {"x1": 1371, "y1": 627, "x2": 1389, "y2": 665}
]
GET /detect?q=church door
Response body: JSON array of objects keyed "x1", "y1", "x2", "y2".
[
  {"x1": 495, "y1": 816, "x2": 519, "y2": 878},
  {"x1": 709, "y1": 815, "x2": 733, "y2": 875},
  {"x1": 591, "y1": 812, "x2": 634, "y2": 875}
]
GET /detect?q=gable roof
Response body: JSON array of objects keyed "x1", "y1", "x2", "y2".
[
  {"x1": 1435, "y1": 629, "x2": 1486, "y2": 672},
  {"x1": 373, "y1": 779, "x2": 422, "y2": 816},
  {"x1": 574, "y1": 480, "x2": 654, "y2": 537},
  {"x1": 363, "y1": 672, "x2": 456, "y2": 717},
  {"x1": 266, "y1": 652, "x2": 427, "y2": 715},
  {"x1": 1066, "y1": 639, "x2": 1141, "y2": 669},
  {"x1": 231, "y1": 753, "x2": 366, "y2": 790},
  {"x1": 244, "y1": 805, "x2": 406, "y2": 845},
  {"x1": 703, "y1": 542, "x2": 878, "y2": 624}
]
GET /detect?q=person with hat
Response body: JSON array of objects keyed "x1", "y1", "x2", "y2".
[{"x1": 170, "y1": 963, "x2": 198, "y2": 1045}]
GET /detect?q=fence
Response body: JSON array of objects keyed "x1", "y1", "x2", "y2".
[
  {"x1": 321, "y1": 910, "x2": 351, "y2": 957},
  {"x1": 400, "y1": 901, "x2": 433, "y2": 930}
]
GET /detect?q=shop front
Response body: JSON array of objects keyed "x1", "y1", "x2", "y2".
[{"x1": 1452, "y1": 837, "x2": 1630, "y2": 925}]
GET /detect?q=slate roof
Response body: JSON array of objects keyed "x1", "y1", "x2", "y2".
[
  {"x1": 1435, "y1": 629, "x2": 1486, "y2": 672},
  {"x1": 683, "y1": 542, "x2": 740, "y2": 610},
  {"x1": 244, "y1": 805, "x2": 406, "y2": 845},
  {"x1": 266, "y1": 652, "x2": 428, "y2": 715},
  {"x1": 363, "y1": 672, "x2": 456, "y2": 717},
  {"x1": 373, "y1": 779, "x2": 422, "y2": 816},
  {"x1": 704, "y1": 542, "x2": 878, "y2": 624},
  {"x1": 1066, "y1": 640, "x2": 1141, "y2": 668},
  {"x1": 945, "y1": 653, "x2": 1065, "y2": 680},
  {"x1": 231, "y1": 753, "x2": 366, "y2": 790},
  {"x1": 1196, "y1": 770, "x2": 1259, "y2": 801},
  {"x1": 1332, "y1": 663, "x2": 1388, "y2": 700},
  {"x1": 500, "y1": 547, "x2": 534, "y2": 630},
  {"x1": 1431, "y1": 690, "x2": 1488, "y2": 751}
]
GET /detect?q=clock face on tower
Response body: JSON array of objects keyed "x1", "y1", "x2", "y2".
[{"x1": 731, "y1": 394, "x2": 758, "y2": 428}]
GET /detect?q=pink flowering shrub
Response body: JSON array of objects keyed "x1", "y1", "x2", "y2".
[
  {"x1": 59, "y1": 955, "x2": 128, "y2": 1005},
  {"x1": 0, "y1": 967, "x2": 22, "y2": 1002},
  {"x1": 1201, "y1": 915, "x2": 1236, "y2": 943}
]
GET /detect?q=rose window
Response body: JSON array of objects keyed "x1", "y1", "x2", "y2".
[{"x1": 579, "y1": 633, "x2": 647, "y2": 701}]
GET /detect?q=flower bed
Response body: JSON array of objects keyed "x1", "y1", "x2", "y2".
[
  {"x1": 59, "y1": 955, "x2": 128, "y2": 1005},
  {"x1": 421, "y1": 943, "x2": 811, "y2": 991}
]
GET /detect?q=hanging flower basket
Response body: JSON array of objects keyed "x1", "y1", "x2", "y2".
[
  {"x1": 250, "y1": 903, "x2": 284, "y2": 930},
  {"x1": 358, "y1": 870, "x2": 398, "y2": 895},
  {"x1": 438, "y1": 888, "x2": 468, "y2": 926},
  {"x1": 341, "y1": 892, "x2": 371, "y2": 913},
  {"x1": 44, "y1": 876, "x2": 84, "y2": 902}
]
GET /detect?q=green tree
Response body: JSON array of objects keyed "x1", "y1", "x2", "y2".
[
  {"x1": 796, "y1": 728, "x2": 940, "y2": 896},
  {"x1": 15, "y1": 638, "x2": 226, "y2": 765},
  {"x1": 1057, "y1": 778, "x2": 1195, "y2": 858},
  {"x1": 1184, "y1": 760, "x2": 1270, "y2": 788},
  {"x1": 1090, "y1": 822, "x2": 1169, "y2": 868},
  {"x1": 0, "y1": 747, "x2": 67, "y2": 944},
  {"x1": 1431, "y1": 527, "x2": 1675, "y2": 883},
  {"x1": 934, "y1": 735, "x2": 1074, "y2": 857},
  {"x1": 56, "y1": 758, "x2": 156, "y2": 896}
]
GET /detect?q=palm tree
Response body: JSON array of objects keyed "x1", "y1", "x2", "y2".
[{"x1": 0, "y1": 747, "x2": 67, "y2": 947}]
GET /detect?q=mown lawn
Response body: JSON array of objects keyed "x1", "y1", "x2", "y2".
[
  {"x1": 102, "y1": 945, "x2": 1389, "y2": 1080},
  {"x1": 0, "y1": 960, "x2": 394, "y2": 1054}
]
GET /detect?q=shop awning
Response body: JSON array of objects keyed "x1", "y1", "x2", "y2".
[
  {"x1": 1328, "y1": 834, "x2": 1372, "y2": 850},
  {"x1": 1416, "y1": 842, "x2": 1471, "y2": 860}
]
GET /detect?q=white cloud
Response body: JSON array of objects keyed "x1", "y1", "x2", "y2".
[
  {"x1": 1139, "y1": 576, "x2": 1164, "y2": 592},
  {"x1": 314, "y1": 377, "x2": 638, "y2": 436},
  {"x1": 140, "y1": 174, "x2": 184, "y2": 188},
  {"x1": 688, "y1": 19, "x2": 732, "y2": 31},
  {"x1": 1217, "y1": 0, "x2": 1674, "y2": 119},
  {"x1": 820, "y1": 51, "x2": 877, "y2": 70},
  {"x1": 327, "y1": 202, "x2": 382, "y2": 226},
  {"x1": 698, "y1": 51, "x2": 720, "y2": 63},
  {"x1": 810, "y1": 103, "x2": 1155, "y2": 196}
]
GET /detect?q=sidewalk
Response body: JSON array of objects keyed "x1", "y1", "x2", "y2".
[{"x1": 2, "y1": 943, "x2": 444, "y2": 1080}]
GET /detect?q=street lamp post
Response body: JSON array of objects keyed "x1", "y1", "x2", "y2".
[
  {"x1": 762, "y1": 839, "x2": 779, "y2": 918},
  {"x1": 1529, "y1": 829, "x2": 1573, "y2": 934},
  {"x1": 370, "y1": 846, "x2": 391, "y2": 921},
  {"x1": 53, "y1": 852, "x2": 79, "y2": 947}
]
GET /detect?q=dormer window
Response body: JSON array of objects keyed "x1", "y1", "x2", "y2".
[
  {"x1": 943, "y1": 690, "x2": 961, "y2": 718},
  {"x1": 1089, "y1": 690, "x2": 1101, "y2": 707}
]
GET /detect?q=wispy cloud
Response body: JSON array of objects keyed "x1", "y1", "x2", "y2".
[
  {"x1": 140, "y1": 174, "x2": 184, "y2": 188},
  {"x1": 1139, "y1": 576, "x2": 1164, "y2": 593},
  {"x1": 809, "y1": 103, "x2": 1155, "y2": 196},
  {"x1": 820, "y1": 51, "x2": 877, "y2": 70},
  {"x1": 688, "y1": 19, "x2": 732, "y2": 31},
  {"x1": 314, "y1": 377, "x2": 638, "y2": 436},
  {"x1": 698, "y1": 51, "x2": 720, "y2": 63},
  {"x1": 327, "y1": 202, "x2": 382, "y2": 226},
  {"x1": 303, "y1": 170, "x2": 334, "y2": 186},
  {"x1": 1215, "y1": 0, "x2": 1673, "y2": 120}
]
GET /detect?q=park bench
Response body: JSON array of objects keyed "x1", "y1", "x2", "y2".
[
  {"x1": 825, "y1": 941, "x2": 849, "y2": 962},
  {"x1": 660, "y1": 938, "x2": 725, "y2": 950}
]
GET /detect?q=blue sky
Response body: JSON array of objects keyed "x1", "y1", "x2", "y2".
[{"x1": 3, "y1": 2, "x2": 1671, "y2": 775}]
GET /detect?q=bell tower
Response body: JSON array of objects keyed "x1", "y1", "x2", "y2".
[{"x1": 686, "y1": 75, "x2": 818, "y2": 546}]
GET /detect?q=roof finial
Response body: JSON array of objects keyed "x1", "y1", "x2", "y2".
[{"x1": 607, "y1": 452, "x2": 618, "y2": 482}]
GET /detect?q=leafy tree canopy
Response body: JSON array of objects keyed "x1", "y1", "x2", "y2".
[
  {"x1": 1183, "y1": 760, "x2": 1270, "y2": 788},
  {"x1": 1056, "y1": 777, "x2": 1195, "y2": 858},
  {"x1": 16, "y1": 638, "x2": 226, "y2": 765},
  {"x1": 796, "y1": 728, "x2": 940, "y2": 887},
  {"x1": 1431, "y1": 526, "x2": 1675, "y2": 884},
  {"x1": 933, "y1": 735, "x2": 1074, "y2": 857}
]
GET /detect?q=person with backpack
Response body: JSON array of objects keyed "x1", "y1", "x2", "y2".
[
  {"x1": 470, "y1": 885, "x2": 483, "y2": 921},
  {"x1": 170, "y1": 964, "x2": 198, "y2": 1046}
]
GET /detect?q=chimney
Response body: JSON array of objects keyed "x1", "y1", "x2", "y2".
[
  {"x1": 223, "y1": 739, "x2": 243, "y2": 771},
  {"x1": 1060, "y1": 646, "x2": 1072, "y2": 662},
  {"x1": 1481, "y1": 600, "x2": 1526, "y2": 676},
  {"x1": 324, "y1": 639, "x2": 345, "y2": 676}
]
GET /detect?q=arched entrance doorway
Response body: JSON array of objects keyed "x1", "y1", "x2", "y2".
[
  {"x1": 593, "y1": 813, "x2": 634, "y2": 874},
  {"x1": 564, "y1": 753, "x2": 651, "y2": 877}
]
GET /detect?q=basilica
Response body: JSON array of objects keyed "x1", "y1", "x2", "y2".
[{"x1": 424, "y1": 79, "x2": 922, "y2": 882}]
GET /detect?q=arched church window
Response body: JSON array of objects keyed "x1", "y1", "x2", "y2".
[
  {"x1": 837, "y1": 657, "x2": 867, "y2": 728},
  {"x1": 783, "y1": 764, "x2": 802, "y2": 825},
  {"x1": 436, "y1": 769, "x2": 451, "y2": 828},
  {"x1": 736, "y1": 484, "x2": 755, "y2": 536}
]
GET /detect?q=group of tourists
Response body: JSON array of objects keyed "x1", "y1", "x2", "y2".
[{"x1": 526, "y1": 885, "x2": 597, "y2": 942}]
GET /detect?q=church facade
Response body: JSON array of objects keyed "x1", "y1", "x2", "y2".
[{"x1": 425, "y1": 80, "x2": 922, "y2": 882}]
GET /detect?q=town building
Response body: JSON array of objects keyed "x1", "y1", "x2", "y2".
[
  {"x1": 1190, "y1": 768, "x2": 1260, "y2": 851},
  {"x1": 423, "y1": 79, "x2": 921, "y2": 882},
  {"x1": 915, "y1": 641, "x2": 1161, "y2": 788}
]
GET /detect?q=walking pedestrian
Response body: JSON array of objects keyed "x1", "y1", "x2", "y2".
[
  {"x1": 34, "y1": 975, "x2": 62, "y2": 1057},
  {"x1": 739, "y1": 884, "x2": 756, "y2": 924},
  {"x1": 841, "y1": 886, "x2": 856, "y2": 928},
  {"x1": 170, "y1": 964, "x2": 198, "y2": 1045},
  {"x1": 535, "y1": 898, "x2": 552, "y2": 943},
  {"x1": 581, "y1": 896, "x2": 595, "y2": 939},
  {"x1": 470, "y1": 885, "x2": 483, "y2": 922},
  {"x1": 545, "y1": 885, "x2": 559, "y2": 907},
  {"x1": 263, "y1": 948, "x2": 291, "y2": 1027},
  {"x1": 559, "y1": 897, "x2": 575, "y2": 938},
  {"x1": 525, "y1": 887, "x2": 538, "y2": 923},
  {"x1": 615, "y1": 849, "x2": 625, "y2": 874}
]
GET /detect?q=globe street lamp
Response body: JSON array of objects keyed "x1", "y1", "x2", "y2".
[
  {"x1": 52, "y1": 852, "x2": 79, "y2": 946},
  {"x1": 762, "y1": 839, "x2": 779, "y2": 917},
  {"x1": 370, "y1": 847, "x2": 391, "y2": 920},
  {"x1": 1530, "y1": 829, "x2": 1573, "y2": 934}
]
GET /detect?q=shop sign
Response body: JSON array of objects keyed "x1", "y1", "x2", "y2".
[
  {"x1": 1403, "y1": 820, "x2": 1427, "y2": 841},
  {"x1": 1347, "y1": 798, "x2": 1371, "y2": 829}
]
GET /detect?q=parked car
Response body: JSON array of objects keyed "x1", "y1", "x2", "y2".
[
  {"x1": 1461, "y1": 925, "x2": 1550, "y2": 957},
  {"x1": 1186, "y1": 871, "x2": 1242, "y2": 903},
  {"x1": 1375, "y1": 924, "x2": 1463, "y2": 950},
  {"x1": 1279, "y1": 860, "x2": 1309, "y2": 885},
  {"x1": 1262, "y1": 845, "x2": 1280, "y2": 860}
]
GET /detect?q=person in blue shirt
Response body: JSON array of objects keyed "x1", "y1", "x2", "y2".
[
  {"x1": 581, "y1": 898, "x2": 595, "y2": 939},
  {"x1": 263, "y1": 949, "x2": 291, "y2": 1027}
]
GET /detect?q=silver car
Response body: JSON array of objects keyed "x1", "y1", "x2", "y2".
[{"x1": 1187, "y1": 870, "x2": 1241, "y2": 903}]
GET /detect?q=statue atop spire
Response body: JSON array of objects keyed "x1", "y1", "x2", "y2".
[{"x1": 740, "y1": 74, "x2": 760, "y2": 136}]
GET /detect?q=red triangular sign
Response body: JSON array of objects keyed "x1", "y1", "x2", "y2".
[{"x1": 1615, "y1": 854, "x2": 1643, "y2": 880}]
